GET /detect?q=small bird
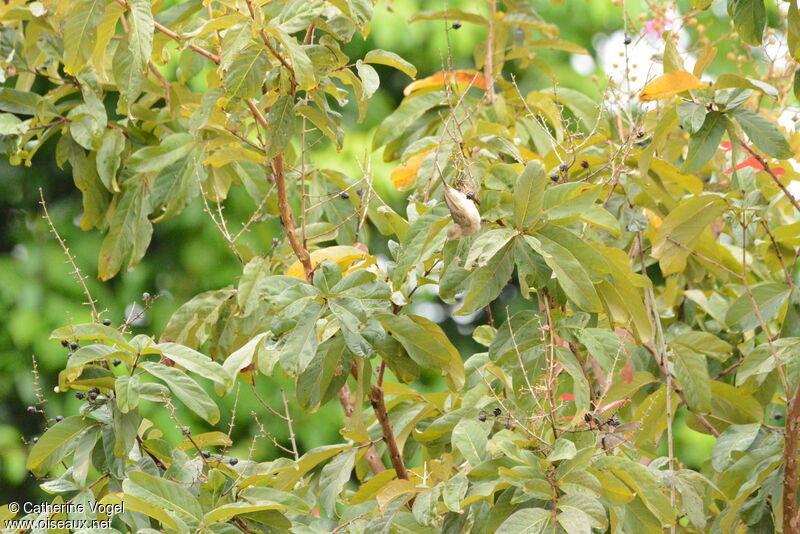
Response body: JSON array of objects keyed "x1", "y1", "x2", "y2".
[{"x1": 441, "y1": 179, "x2": 481, "y2": 239}]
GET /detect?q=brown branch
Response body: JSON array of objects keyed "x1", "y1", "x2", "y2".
[
  {"x1": 369, "y1": 385, "x2": 408, "y2": 480},
  {"x1": 784, "y1": 383, "x2": 800, "y2": 534},
  {"x1": 339, "y1": 383, "x2": 385, "y2": 474},
  {"x1": 273, "y1": 154, "x2": 314, "y2": 281},
  {"x1": 483, "y1": 0, "x2": 496, "y2": 104}
]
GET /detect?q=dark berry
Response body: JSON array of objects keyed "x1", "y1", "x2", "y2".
[
  {"x1": 112, "y1": 359, "x2": 121, "y2": 367},
  {"x1": 580, "y1": 160, "x2": 589, "y2": 169},
  {"x1": 102, "y1": 319, "x2": 111, "y2": 326},
  {"x1": 452, "y1": 21, "x2": 462, "y2": 30},
  {"x1": 75, "y1": 392, "x2": 85, "y2": 400},
  {"x1": 340, "y1": 191, "x2": 350, "y2": 199},
  {"x1": 624, "y1": 36, "x2": 632, "y2": 45},
  {"x1": 478, "y1": 414, "x2": 487, "y2": 422},
  {"x1": 27, "y1": 406, "x2": 36, "y2": 414},
  {"x1": 32, "y1": 437, "x2": 38, "y2": 443},
  {"x1": 61, "y1": 339, "x2": 69, "y2": 347},
  {"x1": 55, "y1": 416, "x2": 63, "y2": 422},
  {"x1": 229, "y1": 458, "x2": 239, "y2": 466},
  {"x1": 584, "y1": 412, "x2": 593, "y2": 423},
  {"x1": 182, "y1": 426, "x2": 191, "y2": 435},
  {"x1": 607, "y1": 416, "x2": 620, "y2": 426},
  {"x1": 88, "y1": 390, "x2": 98, "y2": 400},
  {"x1": 493, "y1": 407, "x2": 502, "y2": 416},
  {"x1": 549, "y1": 174, "x2": 559, "y2": 182},
  {"x1": 356, "y1": 189, "x2": 363, "y2": 196},
  {"x1": 66, "y1": 353, "x2": 73, "y2": 359},
  {"x1": 70, "y1": 342, "x2": 79, "y2": 351},
  {"x1": 559, "y1": 163, "x2": 568, "y2": 173},
  {"x1": 775, "y1": 413, "x2": 783, "y2": 420},
  {"x1": 142, "y1": 292, "x2": 151, "y2": 301},
  {"x1": 637, "y1": 130, "x2": 645, "y2": 138},
  {"x1": 202, "y1": 451, "x2": 211, "y2": 458},
  {"x1": 272, "y1": 238, "x2": 280, "y2": 248}
]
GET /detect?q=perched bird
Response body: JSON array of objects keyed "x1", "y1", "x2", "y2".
[{"x1": 442, "y1": 181, "x2": 481, "y2": 239}]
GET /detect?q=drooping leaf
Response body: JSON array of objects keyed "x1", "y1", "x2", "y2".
[{"x1": 639, "y1": 71, "x2": 704, "y2": 102}]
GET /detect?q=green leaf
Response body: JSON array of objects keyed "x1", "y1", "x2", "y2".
[
  {"x1": 154, "y1": 342, "x2": 232, "y2": 388},
  {"x1": 466, "y1": 229, "x2": 517, "y2": 269},
  {"x1": 124, "y1": 470, "x2": 203, "y2": 526},
  {"x1": 594, "y1": 456, "x2": 676, "y2": 526},
  {"x1": 319, "y1": 448, "x2": 357, "y2": 516},
  {"x1": 96, "y1": 129, "x2": 125, "y2": 191},
  {"x1": 223, "y1": 45, "x2": 268, "y2": 99},
  {"x1": 732, "y1": 108, "x2": 793, "y2": 159},
  {"x1": 50, "y1": 323, "x2": 132, "y2": 350},
  {"x1": 513, "y1": 161, "x2": 546, "y2": 229},
  {"x1": 221, "y1": 333, "x2": 269, "y2": 392},
  {"x1": 408, "y1": 9, "x2": 488, "y2": 25},
  {"x1": 330, "y1": 299, "x2": 373, "y2": 358},
  {"x1": 671, "y1": 344, "x2": 711, "y2": 413},
  {"x1": 373, "y1": 91, "x2": 443, "y2": 149},
  {"x1": 237, "y1": 255, "x2": 270, "y2": 315},
  {"x1": 127, "y1": 133, "x2": 194, "y2": 173},
  {"x1": 732, "y1": 0, "x2": 766, "y2": 45},
  {"x1": 725, "y1": 282, "x2": 791, "y2": 331},
  {"x1": 26, "y1": 416, "x2": 98, "y2": 476},
  {"x1": 711, "y1": 423, "x2": 761, "y2": 471},
  {"x1": 443, "y1": 474, "x2": 468, "y2": 512},
  {"x1": 203, "y1": 502, "x2": 285, "y2": 525},
  {"x1": 63, "y1": 0, "x2": 106, "y2": 74},
  {"x1": 364, "y1": 49, "x2": 417, "y2": 78},
  {"x1": 265, "y1": 95, "x2": 296, "y2": 160},
  {"x1": 264, "y1": 25, "x2": 316, "y2": 90},
  {"x1": 127, "y1": 0, "x2": 154, "y2": 77},
  {"x1": 676, "y1": 102, "x2": 707, "y2": 134},
  {"x1": 651, "y1": 195, "x2": 726, "y2": 275},
  {"x1": 496, "y1": 508, "x2": 552, "y2": 534},
  {"x1": 278, "y1": 300, "x2": 323, "y2": 375},
  {"x1": 546, "y1": 438, "x2": 577, "y2": 462},
  {"x1": 458, "y1": 241, "x2": 515, "y2": 315},
  {"x1": 115, "y1": 374, "x2": 140, "y2": 413},
  {"x1": 376, "y1": 314, "x2": 464, "y2": 390},
  {"x1": 452, "y1": 418, "x2": 489, "y2": 465},
  {"x1": 681, "y1": 111, "x2": 728, "y2": 174},
  {"x1": 524, "y1": 235, "x2": 601, "y2": 312},
  {"x1": 139, "y1": 361, "x2": 221, "y2": 424}
]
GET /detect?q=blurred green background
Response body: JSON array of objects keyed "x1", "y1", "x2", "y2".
[{"x1": 2, "y1": 0, "x2": 758, "y2": 504}]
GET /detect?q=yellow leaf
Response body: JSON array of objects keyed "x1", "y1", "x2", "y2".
[
  {"x1": 390, "y1": 151, "x2": 430, "y2": 190},
  {"x1": 376, "y1": 479, "x2": 417, "y2": 513},
  {"x1": 403, "y1": 70, "x2": 488, "y2": 97},
  {"x1": 285, "y1": 245, "x2": 374, "y2": 279},
  {"x1": 639, "y1": 71, "x2": 705, "y2": 101}
]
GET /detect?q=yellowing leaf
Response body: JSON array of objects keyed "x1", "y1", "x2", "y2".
[
  {"x1": 285, "y1": 245, "x2": 374, "y2": 279},
  {"x1": 403, "y1": 70, "x2": 488, "y2": 97},
  {"x1": 390, "y1": 151, "x2": 430, "y2": 190},
  {"x1": 640, "y1": 71, "x2": 705, "y2": 102}
]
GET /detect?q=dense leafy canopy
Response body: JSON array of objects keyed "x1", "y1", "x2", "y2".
[{"x1": 1, "y1": 0, "x2": 800, "y2": 532}]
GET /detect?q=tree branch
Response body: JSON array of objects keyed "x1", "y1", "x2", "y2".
[
  {"x1": 369, "y1": 384, "x2": 408, "y2": 480},
  {"x1": 272, "y1": 154, "x2": 314, "y2": 281},
  {"x1": 784, "y1": 383, "x2": 800, "y2": 534},
  {"x1": 740, "y1": 141, "x2": 800, "y2": 213}
]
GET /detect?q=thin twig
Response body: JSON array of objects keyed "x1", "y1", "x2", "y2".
[{"x1": 39, "y1": 189, "x2": 99, "y2": 322}]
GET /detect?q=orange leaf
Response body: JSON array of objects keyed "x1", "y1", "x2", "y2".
[
  {"x1": 403, "y1": 70, "x2": 488, "y2": 97},
  {"x1": 390, "y1": 151, "x2": 429, "y2": 190},
  {"x1": 558, "y1": 393, "x2": 575, "y2": 402},
  {"x1": 639, "y1": 71, "x2": 705, "y2": 101}
]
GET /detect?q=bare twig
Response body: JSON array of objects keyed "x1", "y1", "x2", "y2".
[{"x1": 39, "y1": 189, "x2": 99, "y2": 322}]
